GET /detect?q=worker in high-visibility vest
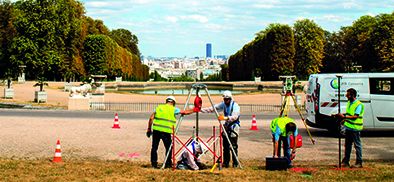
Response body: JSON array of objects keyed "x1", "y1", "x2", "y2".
[
  {"x1": 335, "y1": 88, "x2": 364, "y2": 168},
  {"x1": 146, "y1": 96, "x2": 194, "y2": 168},
  {"x1": 270, "y1": 116, "x2": 298, "y2": 167}
]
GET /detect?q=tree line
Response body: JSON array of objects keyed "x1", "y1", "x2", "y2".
[
  {"x1": 0, "y1": 0, "x2": 149, "y2": 82},
  {"x1": 226, "y1": 12, "x2": 394, "y2": 81}
]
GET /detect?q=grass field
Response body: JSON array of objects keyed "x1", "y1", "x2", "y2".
[{"x1": 1, "y1": 159, "x2": 393, "y2": 181}]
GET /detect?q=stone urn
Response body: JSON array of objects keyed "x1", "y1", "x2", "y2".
[
  {"x1": 4, "y1": 88, "x2": 14, "y2": 99},
  {"x1": 34, "y1": 91, "x2": 47, "y2": 103}
]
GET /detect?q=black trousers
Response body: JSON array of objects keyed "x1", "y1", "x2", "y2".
[
  {"x1": 151, "y1": 130, "x2": 172, "y2": 166},
  {"x1": 223, "y1": 132, "x2": 238, "y2": 167}
]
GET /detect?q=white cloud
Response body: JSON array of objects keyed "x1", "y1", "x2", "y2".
[
  {"x1": 86, "y1": 1, "x2": 112, "y2": 8},
  {"x1": 342, "y1": 0, "x2": 361, "y2": 9},
  {"x1": 180, "y1": 15, "x2": 209, "y2": 23},
  {"x1": 133, "y1": 0, "x2": 154, "y2": 4},
  {"x1": 251, "y1": 0, "x2": 279, "y2": 9},
  {"x1": 322, "y1": 14, "x2": 346, "y2": 22},
  {"x1": 252, "y1": 4, "x2": 275, "y2": 9},
  {"x1": 165, "y1": 16, "x2": 178, "y2": 23},
  {"x1": 204, "y1": 24, "x2": 226, "y2": 32}
]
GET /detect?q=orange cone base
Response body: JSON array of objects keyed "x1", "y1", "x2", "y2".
[
  {"x1": 112, "y1": 125, "x2": 120, "y2": 129},
  {"x1": 250, "y1": 126, "x2": 259, "y2": 130},
  {"x1": 52, "y1": 157, "x2": 62, "y2": 163}
]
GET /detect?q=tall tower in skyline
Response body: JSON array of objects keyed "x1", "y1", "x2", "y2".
[{"x1": 206, "y1": 43, "x2": 212, "y2": 58}]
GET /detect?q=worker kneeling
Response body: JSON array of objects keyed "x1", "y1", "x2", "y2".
[
  {"x1": 177, "y1": 140, "x2": 207, "y2": 170},
  {"x1": 270, "y1": 116, "x2": 299, "y2": 168}
]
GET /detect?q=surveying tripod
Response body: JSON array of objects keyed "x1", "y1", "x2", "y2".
[
  {"x1": 279, "y1": 76, "x2": 315, "y2": 145},
  {"x1": 161, "y1": 83, "x2": 242, "y2": 169}
]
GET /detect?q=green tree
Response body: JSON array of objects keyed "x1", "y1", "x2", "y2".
[
  {"x1": 173, "y1": 74, "x2": 194, "y2": 82},
  {"x1": 83, "y1": 35, "x2": 107, "y2": 75},
  {"x1": 371, "y1": 13, "x2": 394, "y2": 71},
  {"x1": 0, "y1": 0, "x2": 18, "y2": 81},
  {"x1": 109, "y1": 28, "x2": 140, "y2": 57},
  {"x1": 220, "y1": 64, "x2": 229, "y2": 81},
  {"x1": 264, "y1": 24, "x2": 295, "y2": 80},
  {"x1": 83, "y1": 34, "x2": 148, "y2": 81},
  {"x1": 10, "y1": 0, "x2": 61, "y2": 80},
  {"x1": 149, "y1": 70, "x2": 167, "y2": 81},
  {"x1": 345, "y1": 15, "x2": 377, "y2": 72},
  {"x1": 9, "y1": 0, "x2": 86, "y2": 81},
  {"x1": 293, "y1": 19, "x2": 325, "y2": 79},
  {"x1": 55, "y1": 0, "x2": 86, "y2": 81},
  {"x1": 321, "y1": 31, "x2": 347, "y2": 73}
]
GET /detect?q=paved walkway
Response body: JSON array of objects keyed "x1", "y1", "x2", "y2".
[{"x1": 1, "y1": 81, "x2": 304, "y2": 109}]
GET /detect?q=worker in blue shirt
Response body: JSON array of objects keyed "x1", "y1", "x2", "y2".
[{"x1": 270, "y1": 116, "x2": 298, "y2": 167}]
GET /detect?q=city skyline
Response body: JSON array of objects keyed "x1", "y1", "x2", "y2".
[{"x1": 80, "y1": 0, "x2": 394, "y2": 58}]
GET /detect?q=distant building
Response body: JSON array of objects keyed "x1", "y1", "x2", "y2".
[
  {"x1": 206, "y1": 43, "x2": 212, "y2": 58},
  {"x1": 215, "y1": 55, "x2": 227, "y2": 60}
]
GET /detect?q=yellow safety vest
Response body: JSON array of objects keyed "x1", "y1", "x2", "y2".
[
  {"x1": 152, "y1": 104, "x2": 177, "y2": 134},
  {"x1": 270, "y1": 117, "x2": 294, "y2": 137},
  {"x1": 344, "y1": 100, "x2": 364, "y2": 131}
]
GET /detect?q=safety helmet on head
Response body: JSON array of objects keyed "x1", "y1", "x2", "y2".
[
  {"x1": 222, "y1": 90, "x2": 232, "y2": 99},
  {"x1": 166, "y1": 96, "x2": 176, "y2": 103}
]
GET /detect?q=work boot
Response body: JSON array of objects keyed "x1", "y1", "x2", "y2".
[
  {"x1": 151, "y1": 162, "x2": 158, "y2": 169},
  {"x1": 341, "y1": 162, "x2": 350, "y2": 168},
  {"x1": 164, "y1": 163, "x2": 172, "y2": 169},
  {"x1": 223, "y1": 163, "x2": 229, "y2": 168},
  {"x1": 352, "y1": 163, "x2": 363, "y2": 168},
  {"x1": 341, "y1": 158, "x2": 350, "y2": 168}
]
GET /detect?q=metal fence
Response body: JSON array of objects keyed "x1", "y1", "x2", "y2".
[{"x1": 90, "y1": 102, "x2": 305, "y2": 113}]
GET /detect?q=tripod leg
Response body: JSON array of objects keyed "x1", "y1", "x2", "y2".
[
  {"x1": 161, "y1": 87, "x2": 194, "y2": 169},
  {"x1": 280, "y1": 94, "x2": 292, "y2": 117},
  {"x1": 290, "y1": 95, "x2": 315, "y2": 145},
  {"x1": 204, "y1": 87, "x2": 243, "y2": 169}
]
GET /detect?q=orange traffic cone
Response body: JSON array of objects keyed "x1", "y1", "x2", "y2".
[
  {"x1": 52, "y1": 139, "x2": 62, "y2": 163},
  {"x1": 112, "y1": 113, "x2": 120, "y2": 129},
  {"x1": 250, "y1": 115, "x2": 258, "y2": 130}
]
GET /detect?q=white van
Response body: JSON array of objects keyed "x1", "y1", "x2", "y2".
[{"x1": 305, "y1": 73, "x2": 394, "y2": 131}]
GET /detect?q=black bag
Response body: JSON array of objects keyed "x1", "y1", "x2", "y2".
[{"x1": 265, "y1": 156, "x2": 289, "y2": 170}]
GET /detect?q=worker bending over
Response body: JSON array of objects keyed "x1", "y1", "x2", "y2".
[{"x1": 270, "y1": 116, "x2": 298, "y2": 167}]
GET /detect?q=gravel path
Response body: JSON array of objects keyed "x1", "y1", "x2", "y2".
[
  {"x1": 1, "y1": 112, "x2": 393, "y2": 165},
  {"x1": 1, "y1": 82, "x2": 393, "y2": 165}
]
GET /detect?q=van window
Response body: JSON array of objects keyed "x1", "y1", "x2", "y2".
[{"x1": 370, "y1": 78, "x2": 394, "y2": 95}]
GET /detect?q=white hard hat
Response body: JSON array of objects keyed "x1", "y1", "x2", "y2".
[
  {"x1": 191, "y1": 141, "x2": 207, "y2": 154},
  {"x1": 222, "y1": 90, "x2": 232, "y2": 99},
  {"x1": 166, "y1": 96, "x2": 176, "y2": 103}
]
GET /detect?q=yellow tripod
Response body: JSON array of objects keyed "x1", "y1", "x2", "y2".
[{"x1": 279, "y1": 76, "x2": 315, "y2": 145}]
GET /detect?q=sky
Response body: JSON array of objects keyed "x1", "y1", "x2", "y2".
[{"x1": 79, "y1": 0, "x2": 394, "y2": 58}]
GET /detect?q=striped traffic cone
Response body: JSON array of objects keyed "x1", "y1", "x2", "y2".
[
  {"x1": 249, "y1": 115, "x2": 259, "y2": 130},
  {"x1": 112, "y1": 113, "x2": 120, "y2": 129},
  {"x1": 52, "y1": 140, "x2": 62, "y2": 163}
]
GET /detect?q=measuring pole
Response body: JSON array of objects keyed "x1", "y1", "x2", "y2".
[
  {"x1": 336, "y1": 74, "x2": 343, "y2": 168},
  {"x1": 196, "y1": 87, "x2": 200, "y2": 141}
]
